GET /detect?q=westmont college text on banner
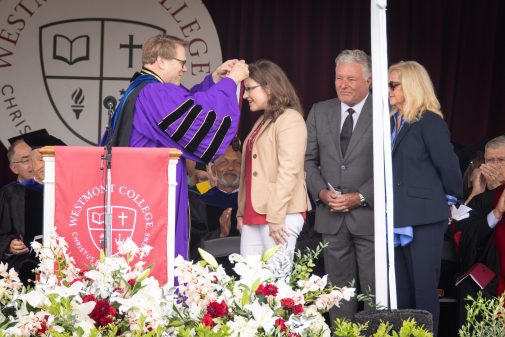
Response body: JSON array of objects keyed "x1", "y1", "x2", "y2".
[{"x1": 54, "y1": 146, "x2": 172, "y2": 284}]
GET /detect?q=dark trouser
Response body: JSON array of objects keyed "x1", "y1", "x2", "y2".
[
  {"x1": 4, "y1": 252, "x2": 39, "y2": 285},
  {"x1": 395, "y1": 220, "x2": 446, "y2": 336},
  {"x1": 322, "y1": 224, "x2": 375, "y2": 324}
]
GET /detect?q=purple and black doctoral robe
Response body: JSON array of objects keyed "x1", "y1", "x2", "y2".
[{"x1": 105, "y1": 69, "x2": 240, "y2": 260}]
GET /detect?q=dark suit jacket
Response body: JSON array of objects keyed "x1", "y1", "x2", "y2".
[
  {"x1": 305, "y1": 95, "x2": 374, "y2": 236},
  {"x1": 392, "y1": 111, "x2": 462, "y2": 227}
]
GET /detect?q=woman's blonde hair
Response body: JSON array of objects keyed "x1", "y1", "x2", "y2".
[{"x1": 389, "y1": 61, "x2": 443, "y2": 123}]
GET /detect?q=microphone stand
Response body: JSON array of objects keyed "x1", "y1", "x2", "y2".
[{"x1": 102, "y1": 96, "x2": 117, "y2": 257}]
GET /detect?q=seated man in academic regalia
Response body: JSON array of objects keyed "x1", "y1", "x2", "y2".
[
  {"x1": 189, "y1": 145, "x2": 241, "y2": 260},
  {"x1": 0, "y1": 131, "x2": 65, "y2": 284},
  {"x1": 454, "y1": 135, "x2": 505, "y2": 328}
]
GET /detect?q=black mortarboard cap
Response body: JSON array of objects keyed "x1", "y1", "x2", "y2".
[
  {"x1": 8, "y1": 129, "x2": 49, "y2": 145},
  {"x1": 17, "y1": 129, "x2": 66, "y2": 149}
]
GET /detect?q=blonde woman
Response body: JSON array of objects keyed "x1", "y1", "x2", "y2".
[
  {"x1": 389, "y1": 60, "x2": 462, "y2": 334},
  {"x1": 237, "y1": 59, "x2": 310, "y2": 259}
]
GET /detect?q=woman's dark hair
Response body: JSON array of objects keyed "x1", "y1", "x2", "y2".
[{"x1": 248, "y1": 59, "x2": 303, "y2": 120}]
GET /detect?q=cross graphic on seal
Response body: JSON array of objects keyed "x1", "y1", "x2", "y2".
[
  {"x1": 118, "y1": 211, "x2": 128, "y2": 226},
  {"x1": 120, "y1": 34, "x2": 142, "y2": 68}
]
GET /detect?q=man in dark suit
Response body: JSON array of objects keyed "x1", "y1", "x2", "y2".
[{"x1": 305, "y1": 50, "x2": 374, "y2": 321}]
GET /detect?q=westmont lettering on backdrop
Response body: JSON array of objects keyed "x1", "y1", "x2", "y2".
[{"x1": 0, "y1": 0, "x2": 222, "y2": 146}]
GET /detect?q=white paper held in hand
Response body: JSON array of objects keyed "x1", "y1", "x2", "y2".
[
  {"x1": 451, "y1": 204, "x2": 472, "y2": 221},
  {"x1": 327, "y1": 182, "x2": 342, "y2": 195}
]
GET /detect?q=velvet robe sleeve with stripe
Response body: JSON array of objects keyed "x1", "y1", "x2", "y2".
[{"x1": 130, "y1": 75, "x2": 239, "y2": 163}]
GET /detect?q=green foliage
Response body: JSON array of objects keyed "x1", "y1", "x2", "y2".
[
  {"x1": 355, "y1": 287, "x2": 387, "y2": 310},
  {"x1": 334, "y1": 319, "x2": 369, "y2": 337},
  {"x1": 178, "y1": 324, "x2": 231, "y2": 337},
  {"x1": 334, "y1": 318, "x2": 433, "y2": 337},
  {"x1": 291, "y1": 242, "x2": 327, "y2": 286},
  {"x1": 458, "y1": 292, "x2": 505, "y2": 337}
]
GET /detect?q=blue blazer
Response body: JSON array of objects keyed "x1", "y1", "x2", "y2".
[{"x1": 392, "y1": 111, "x2": 462, "y2": 227}]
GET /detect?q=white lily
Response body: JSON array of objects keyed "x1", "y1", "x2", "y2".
[{"x1": 246, "y1": 301, "x2": 276, "y2": 334}]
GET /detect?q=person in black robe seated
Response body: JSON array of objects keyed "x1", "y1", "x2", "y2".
[
  {"x1": 189, "y1": 145, "x2": 241, "y2": 261},
  {"x1": 453, "y1": 136, "x2": 505, "y2": 328},
  {"x1": 0, "y1": 131, "x2": 65, "y2": 284}
]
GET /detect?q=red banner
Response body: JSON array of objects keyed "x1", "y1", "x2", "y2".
[{"x1": 54, "y1": 147, "x2": 170, "y2": 284}]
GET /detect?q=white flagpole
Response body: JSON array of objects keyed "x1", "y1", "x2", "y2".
[{"x1": 371, "y1": 0, "x2": 397, "y2": 309}]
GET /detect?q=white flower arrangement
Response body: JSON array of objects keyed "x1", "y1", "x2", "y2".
[
  {"x1": 171, "y1": 244, "x2": 355, "y2": 337},
  {"x1": 0, "y1": 235, "x2": 354, "y2": 337},
  {"x1": 0, "y1": 232, "x2": 172, "y2": 337}
]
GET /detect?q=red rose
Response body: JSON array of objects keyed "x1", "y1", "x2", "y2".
[
  {"x1": 264, "y1": 284, "x2": 278, "y2": 296},
  {"x1": 206, "y1": 300, "x2": 228, "y2": 318},
  {"x1": 281, "y1": 298, "x2": 295, "y2": 309},
  {"x1": 202, "y1": 314, "x2": 215, "y2": 328},
  {"x1": 275, "y1": 318, "x2": 287, "y2": 332},
  {"x1": 289, "y1": 332, "x2": 301, "y2": 337},
  {"x1": 292, "y1": 304, "x2": 303, "y2": 315},
  {"x1": 256, "y1": 283, "x2": 278, "y2": 297},
  {"x1": 82, "y1": 294, "x2": 96, "y2": 303},
  {"x1": 89, "y1": 300, "x2": 117, "y2": 327},
  {"x1": 128, "y1": 278, "x2": 136, "y2": 288}
]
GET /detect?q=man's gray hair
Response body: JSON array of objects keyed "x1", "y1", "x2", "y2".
[
  {"x1": 335, "y1": 49, "x2": 372, "y2": 78},
  {"x1": 7, "y1": 139, "x2": 25, "y2": 163},
  {"x1": 485, "y1": 135, "x2": 505, "y2": 150}
]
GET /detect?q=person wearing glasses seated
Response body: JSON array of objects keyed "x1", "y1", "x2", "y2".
[
  {"x1": 189, "y1": 145, "x2": 242, "y2": 266},
  {"x1": 0, "y1": 131, "x2": 65, "y2": 284},
  {"x1": 6, "y1": 137, "x2": 37, "y2": 184},
  {"x1": 100, "y1": 34, "x2": 249, "y2": 261},
  {"x1": 237, "y1": 59, "x2": 310, "y2": 264},
  {"x1": 453, "y1": 135, "x2": 505, "y2": 328},
  {"x1": 388, "y1": 61, "x2": 462, "y2": 335}
]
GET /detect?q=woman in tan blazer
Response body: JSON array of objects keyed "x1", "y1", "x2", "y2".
[{"x1": 237, "y1": 59, "x2": 310, "y2": 258}]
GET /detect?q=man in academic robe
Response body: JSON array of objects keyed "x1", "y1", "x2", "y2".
[
  {"x1": 454, "y1": 135, "x2": 505, "y2": 326},
  {"x1": 102, "y1": 34, "x2": 248, "y2": 260},
  {"x1": 189, "y1": 145, "x2": 241, "y2": 260},
  {"x1": 0, "y1": 131, "x2": 65, "y2": 283},
  {"x1": 6, "y1": 140, "x2": 33, "y2": 184}
]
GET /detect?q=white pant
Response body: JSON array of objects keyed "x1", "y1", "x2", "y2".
[{"x1": 240, "y1": 213, "x2": 304, "y2": 257}]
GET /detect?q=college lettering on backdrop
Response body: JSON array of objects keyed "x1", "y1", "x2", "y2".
[{"x1": 0, "y1": 0, "x2": 222, "y2": 145}]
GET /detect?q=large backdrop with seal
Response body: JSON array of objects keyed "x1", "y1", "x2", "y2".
[{"x1": 0, "y1": 0, "x2": 222, "y2": 146}]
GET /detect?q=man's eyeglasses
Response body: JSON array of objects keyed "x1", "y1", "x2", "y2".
[
  {"x1": 11, "y1": 158, "x2": 30, "y2": 165},
  {"x1": 485, "y1": 157, "x2": 505, "y2": 165},
  {"x1": 244, "y1": 85, "x2": 262, "y2": 92},
  {"x1": 388, "y1": 81, "x2": 401, "y2": 91},
  {"x1": 170, "y1": 57, "x2": 186, "y2": 68}
]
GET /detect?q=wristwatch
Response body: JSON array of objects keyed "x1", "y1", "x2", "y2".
[{"x1": 359, "y1": 193, "x2": 368, "y2": 207}]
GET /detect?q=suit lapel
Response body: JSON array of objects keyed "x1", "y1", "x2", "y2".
[
  {"x1": 392, "y1": 122, "x2": 411, "y2": 154},
  {"x1": 344, "y1": 95, "x2": 372, "y2": 158},
  {"x1": 328, "y1": 100, "x2": 344, "y2": 161}
]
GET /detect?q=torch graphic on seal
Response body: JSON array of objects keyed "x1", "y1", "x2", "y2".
[{"x1": 71, "y1": 88, "x2": 85, "y2": 119}]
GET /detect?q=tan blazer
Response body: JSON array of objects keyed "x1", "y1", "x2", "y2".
[{"x1": 237, "y1": 108, "x2": 311, "y2": 225}]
